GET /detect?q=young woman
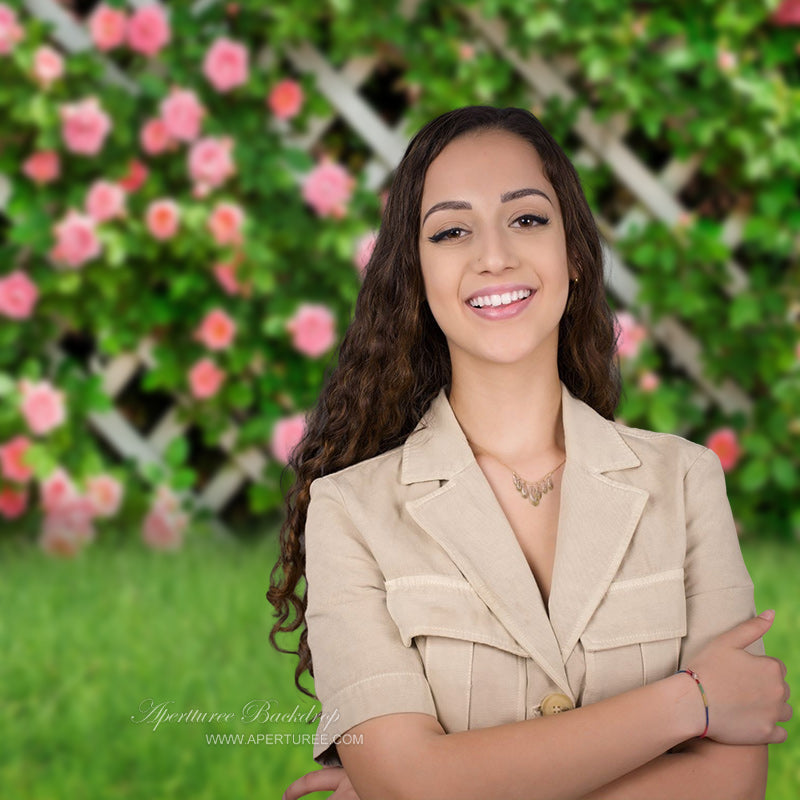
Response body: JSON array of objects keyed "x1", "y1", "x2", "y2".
[{"x1": 268, "y1": 106, "x2": 791, "y2": 800}]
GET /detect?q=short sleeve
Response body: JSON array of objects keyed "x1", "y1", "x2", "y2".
[
  {"x1": 680, "y1": 447, "x2": 764, "y2": 664},
  {"x1": 304, "y1": 477, "x2": 437, "y2": 766}
]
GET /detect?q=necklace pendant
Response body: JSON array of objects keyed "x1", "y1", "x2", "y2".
[{"x1": 506, "y1": 460, "x2": 565, "y2": 508}]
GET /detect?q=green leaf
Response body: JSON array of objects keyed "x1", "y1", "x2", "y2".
[
  {"x1": 172, "y1": 467, "x2": 197, "y2": 491},
  {"x1": 164, "y1": 437, "x2": 189, "y2": 469},
  {"x1": 0, "y1": 373, "x2": 16, "y2": 396},
  {"x1": 23, "y1": 443, "x2": 58, "y2": 480},
  {"x1": 739, "y1": 459, "x2": 768, "y2": 491},
  {"x1": 728, "y1": 295, "x2": 761, "y2": 329},
  {"x1": 228, "y1": 381, "x2": 254, "y2": 409},
  {"x1": 771, "y1": 457, "x2": 796, "y2": 490}
]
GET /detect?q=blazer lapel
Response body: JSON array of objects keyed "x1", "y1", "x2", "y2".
[
  {"x1": 401, "y1": 387, "x2": 570, "y2": 695},
  {"x1": 547, "y1": 384, "x2": 649, "y2": 661},
  {"x1": 400, "y1": 383, "x2": 650, "y2": 694}
]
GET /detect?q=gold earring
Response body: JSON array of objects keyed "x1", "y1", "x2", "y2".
[{"x1": 566, "y1": 276, "x2": 578, "y2": 313}]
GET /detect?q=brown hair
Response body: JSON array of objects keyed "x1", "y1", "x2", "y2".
[{"x1": 267, "y1": 106, "x2": 620, "y2": 696}]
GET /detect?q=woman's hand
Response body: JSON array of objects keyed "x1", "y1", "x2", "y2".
[
  {"x1": 687, "y1": 610, "x2": 792, "y2": 744},
  {"x1": 282, "y1": 767, "x2": 360, "y2": 800}
]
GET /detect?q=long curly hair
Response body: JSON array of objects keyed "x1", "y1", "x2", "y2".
[{"x1": 267, "y1": 106, "x2": 621, "y2": 697}]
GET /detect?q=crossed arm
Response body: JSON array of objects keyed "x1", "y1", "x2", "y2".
[
  {"x1": 289, "y1": 453, "x2": 788, "y2": 800},
  {"x1": 283, "y1": 715, "x2": 767, "y2": 800}
]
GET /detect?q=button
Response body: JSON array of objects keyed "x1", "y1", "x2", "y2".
[{"x1": 540, "y1": 693, "x2": 574, "y2": 716}]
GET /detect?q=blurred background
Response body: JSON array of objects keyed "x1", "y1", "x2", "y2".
[{"x1": 1, "y1": 0, "x2": 798, "y2": 797}]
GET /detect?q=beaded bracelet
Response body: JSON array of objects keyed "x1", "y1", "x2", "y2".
[{"x1": 676, "y1": 668, "x2": 709, "y2": 739}]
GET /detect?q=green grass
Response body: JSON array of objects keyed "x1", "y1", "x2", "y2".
[{"x1": 0, "y1": 531, "x2": 797, "y2": 799}]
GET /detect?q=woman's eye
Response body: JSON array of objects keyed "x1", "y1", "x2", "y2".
[
  {"x1": 428, "y1": 227, "x2": 467, "y2": 243},
  {"x1": 514, "y1": 214, "x2": 549, "y2": 228}
]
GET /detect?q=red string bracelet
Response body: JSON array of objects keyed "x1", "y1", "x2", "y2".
[{"x1": 676, "y1": 668, "x2": 709, "y2": 739}]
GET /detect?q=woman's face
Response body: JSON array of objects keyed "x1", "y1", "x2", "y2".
[{"x1": 418, "y1": 129, "x2": 573, "y2": 374}]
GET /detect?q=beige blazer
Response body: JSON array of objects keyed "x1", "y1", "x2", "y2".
[{"x1": 304, "y1": 382, "x2": 760, "y2": 767}]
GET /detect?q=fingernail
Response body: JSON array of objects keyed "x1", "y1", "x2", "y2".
[{"x1": 759, "y1": 609, "x2": 776, "y2": 621}]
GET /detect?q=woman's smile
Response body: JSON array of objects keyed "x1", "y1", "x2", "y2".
[{"x1": 466, "y1": 286, "x2": 536, "y2": 320}]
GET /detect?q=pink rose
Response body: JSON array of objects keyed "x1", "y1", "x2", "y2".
[
  {"x1": 458, "y1": 42, "x2": 476, "y2": 61},
  {"x1": 188, "y1": 358, "x2": 225, "y2": 399},
  {"x1": 88, "y1": 4, "x2": 127, "y2": 51},
  {"x1": 43, "y1": 494, "x2": 95, "y2": 541},
  {"x1": 39, "y1": 525, "x2": 81, "y2": 557},
  {"x1": 772, "y1": 0, "x2": 800, "y2": 26},
  {"x1": 140, "y1": 118, "x2": 174, "y2": 155},
  {"x1": 614, "y1": 311, "x2": 647, "y2": 360},
  {"x1": 160, "y1": 88, "x2": 205, "y2": 142},
  {"x1": 60, "y1": 97, "x2": 112, "y2": 156},
  {"x1": 118, "y1": 159, "x2": 148, "y2": 193},
  {"x1": 51, "y1": 210, "x2": 102, "y2": 268},
  {"x1": 0, "y1": 485, "x2": 27, "y2": 519},
  {"x1": 302, "y1": 158, "x2": 355, "y2": 218},
  {"x1": 19, "y1": 379, "x2": 66, "y2": 436},
  {"x1": 0, "y1": 4, "x2": 24, "y2": 55},
  {"x1": 154, "y1": 484, "x2": 181, "y2": 515},
  {"x1": 353, "y1": 230, "x2": 377, "y2": 276},
  {"x1": 267, "y1": 79, "x2": 304, "y2": 120},
  {"x1": 41, "y1": 467, "x2": 78, "y2": 513},
  {"x1": 286, "y1": 303, "x2": 336, "y2": 358},
  {"x1": 207, "y1": 202, "x2": 244, "y2": 246},
  {"x1": 0, "y1": 435, "x2": 33, "y2": 482},
  {"x1": 0, "y1": 270, "x2": 39, "y2": 319},
  {"x1": 86, "y1": 180, "x2": 126, "y2": 223},
  {"x1": 214, "y1": 258, "x2": 252, "y2": 297},
  {"x1": 32, "y1": 45, "x2": 64, "y2": 88},
  {"x1": 23, "y1": 150, "x2": 60, "y2": 185},
  {"x1": 86, "y1": 474, "x2": 123, "y2": 518},
  {"x1": 127, "y1": 4, "x2": 170, "y2": 57},
  {"x1": 706, "y1": 428, "x2": 742, "y2": 473},
  {"x1": 203, "y1": 37, "x2": 249, "y2": 92},
  {"x1": 142, "y1": 504, "x2": 187, "y2": 551},
  {"x1": 213, "y1": 260, "x2": 247, "y2": 296},
  {"x1": 39, "y1": 492, "x2": 96, "y2": 556},
  {"x1": 717, "y1": 49, "x2": 737, "y2": 72},
  {"x1": 188, "y1": 136, "x2": 236, "y2": 195},
  {"x1": 271, "y1": 414, "x2": 306, "y2": 464},
  {"x1": 638, "y1": 371, "x2": 660, "y2": 393},
  {"x1": 195, "y1": 308, "x2": 236, "y2": 351},
  {"x1": 145, "y1": 199, "x2": 180, "y2": 240}
]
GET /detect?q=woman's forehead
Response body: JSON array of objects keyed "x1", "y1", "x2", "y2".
[{"x1": 420, "y1": 131, "x2": 554, "y2": 208}]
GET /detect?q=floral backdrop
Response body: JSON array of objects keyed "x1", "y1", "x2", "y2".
[{"x1": 0, "y1": 0, "x2": 799, "y2": 553}]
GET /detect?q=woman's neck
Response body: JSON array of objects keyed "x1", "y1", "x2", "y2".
[{"x1": 447, "y1": 364, "x2": 565, "y2": 472}]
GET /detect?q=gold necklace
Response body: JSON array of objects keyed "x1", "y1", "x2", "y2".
[{"x1": 469, "y1": 441, "x2": 566, "y2": 507}]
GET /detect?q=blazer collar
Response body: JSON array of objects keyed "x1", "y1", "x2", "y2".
[{"x1": 400, "y1": 382, "x2": 649, "y2": 698}]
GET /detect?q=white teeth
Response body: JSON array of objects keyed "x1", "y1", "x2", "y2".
[{"x1": 468, "y1": 288, "x2": 531, "y2": 308}]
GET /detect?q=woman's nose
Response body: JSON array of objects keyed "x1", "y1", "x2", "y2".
[{"x1": 475, "y1": 228, "x2": 520, "y2": 273}]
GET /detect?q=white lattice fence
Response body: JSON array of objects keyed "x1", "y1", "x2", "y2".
[{"x1": 6, "y1": 0, "x2": 755, "y2": 533}]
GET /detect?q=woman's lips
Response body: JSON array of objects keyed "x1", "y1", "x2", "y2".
[{"x1": 465, "y1": 290, "x2": 535, "y2": 320}]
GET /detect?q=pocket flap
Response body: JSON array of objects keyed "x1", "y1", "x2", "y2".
[
  {"x1": 385, "y1": 575, "x2": 528, "y2": 656},
  {"x1": 582, "y1": 568, "x2": 687, "y2": 650}
]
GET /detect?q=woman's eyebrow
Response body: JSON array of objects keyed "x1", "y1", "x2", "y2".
[
  {"x1": 422, "y1": 188, "x2": 553, "y2": 224},
  {"x1": 500, "y1": 187, "x2": 553, "y2": 205},
  {"x1": 421, "y1": 200, "x2": 471, "y2": 225}
]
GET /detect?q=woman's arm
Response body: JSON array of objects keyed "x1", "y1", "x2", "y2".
[
  {"x1": 578, "y1": 741, "x2": 767, "y2": 800},
  {"x1": 336, "y1": 612, "x2": 787, "y2": 800},
  {"x1": 283, "y1": 743, "x2": 767, "y2": 800}
]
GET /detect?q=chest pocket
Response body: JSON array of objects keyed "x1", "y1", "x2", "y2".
[
  {"x1": 581, "y1": 568, "x2": 687, "y2": 705},
  {"x1": 385, "y1": 575, "x2": 528, "y2": 733}
]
